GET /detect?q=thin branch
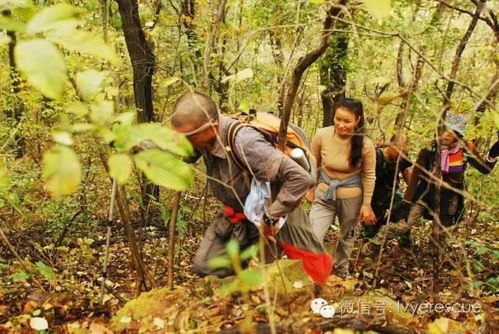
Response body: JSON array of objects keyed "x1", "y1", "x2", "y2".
[
  {"x1": 278, "y1": 1, "x2": 348, "y2": 149},
  {"x1": 436, "y1": 0, "x2": 493, "y2": 28},
  {"x1": 443, "y1": 0, "x2": 484, "y2": 110}
]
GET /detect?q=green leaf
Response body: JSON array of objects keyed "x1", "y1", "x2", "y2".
[
  {"x1": 46, "y1": 28, "x2": 118, "y2": 63},
  {"x1": 42, "y1": 145, "x2": 81, "y2": 196},
  {"x1": 134, "y1": 150, "x2": 192, "y2": 191},
  {"x1": 162, "y1": 77, "x2": 180, "y2": 87},
  {"x1": 10, "y1": 270, "x2": 29, "y2": 282},
  {"x1": 473, "y1": 260, "x2": 484, "y2": 272},
  {"x1": 67, "y1": 101, "x2": 88, "y2": 117},
  {"x1": 90, "y1": 100, "x2": 114, "y2": 125},
  {"x1": 71, "y1": 123, "x2": 96, "y2": 133},
  {"x1": 363, "y1": 0, "x2": 391, "y2": 19},
  {"x1": 239, "y1": 269, "x2": 263, "y2": 287},
  {"x1": 0, "y1": 0, "x2": 31, "y2": 11},
  {"x1": 15, "y1": 39, "x2": 68, "y2": 99},
  {"x1": 0, "y1": 166, "x2": 11, "y2": 192},
  {"x1": 52, "y1": 131, "x2": 74, "y2": 145},
  {"x1": 26, "y1": 4, "x2": 82, "y2": 34},
  {"x1": 75, "y1": 70, "x2": 106, "y2": 102},
  {"x1": 240, "y1": 245, "x2": 258, "y2": 261},
  {"x1": 486, "y1": 277, "x2": 498, "y2": 294},
  {"x1": 493, "y1": 111, "x2": 499, "y2": 129},
  {"x1": 0, "y1": 16, "x2": 26, "y2": 32},
  {"x1": 35, "y1": 261, "x2": 54, "y2": 280},
  {"x1": 208, "y1": 255, "x2": 232, "y2": 269},
  {"x1": 112, "y1": 123, "x2": 193, "y2": 156},
  {"x1": 475, "y1": 245, "x2": 490, "y2": 256},
  {"x1": 108, "y1": 154, "x2": 132, "y2": 184},
  {"x1": 114, "y1": 112, "x2": 136, "y2": 126},
  {"x1": 137, "y1": 123, "x2": 193, "y2": 156},
  {"x1": 0, "y1": 35, "x2": 11, "y2": 47},
  {"x1": 226, "y1": 239, "x2": 240, "y2": 257}
]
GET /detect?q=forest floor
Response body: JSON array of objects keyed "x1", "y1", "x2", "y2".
[{"x1": 0, "y1": 209, "x2": 498, "y2": 333}]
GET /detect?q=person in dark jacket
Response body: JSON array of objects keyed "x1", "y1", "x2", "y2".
[{"x1": 363, "y1": 134, "x2": 412, "y2": 241}]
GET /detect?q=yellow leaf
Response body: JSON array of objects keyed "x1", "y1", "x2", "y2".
[
  {"x1": 42, "y1": 145, "x2": 81, "y2": 196},
  {"x1": 376, "y1": 91, "x2": 400, "y2": 105},
  {"x1": 363, "y1": 0, "x2": 391, "y2": 19},
  {"x1": 493, "y1": 110, "x2": 499, "y2": 129},
  {"x1": 108, "y1": 154, "x2": 132, "y2": 184}
]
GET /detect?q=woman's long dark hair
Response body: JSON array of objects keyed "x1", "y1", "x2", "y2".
[{"x1": 332, "y1": 97, "x2": 365, "y2": 167}]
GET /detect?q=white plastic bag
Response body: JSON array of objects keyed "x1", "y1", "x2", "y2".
[{"x1": 244, "y1": 179, "x2": 286, "y2": 228}]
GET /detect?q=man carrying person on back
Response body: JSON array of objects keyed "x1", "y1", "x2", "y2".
[
  {"x1": 363, "y1": 134, "x2": 413, "y2": 247},
  {"x1": 365, "y1": 114, "x2": 498, "y2": 253},
  {"x1": 170, "y1": 91, "x2": 332, "y2": 285}
]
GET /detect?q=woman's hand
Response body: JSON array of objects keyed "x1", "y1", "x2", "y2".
[{"x1": 359, "y1": 204, "x2": 376, "y2": 225}]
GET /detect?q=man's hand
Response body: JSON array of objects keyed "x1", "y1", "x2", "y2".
[
  {"x1": 260, "y1": 219, "x2": 281, "y2": 243},
  {"x1": 305, "y1": 188, "x2": 315, "y2": 202},
  {"x1": 359, "y1": 205, "x2": 376, "y2": 225}
]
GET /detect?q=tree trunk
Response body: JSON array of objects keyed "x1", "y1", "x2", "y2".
[
  {"x1": 319, "y1": 32, "x2": 348, "y2": 127},
  {"x1": 116, "y1": 0, "x2": 156, "y2": 123},
  {"x1": 202, "y1": 0, "x2": 228, "y2": 91},
  {"x1": 180, "y1": 0, "x2": 203, "y2": 73},
  {"x1": 4, "y1": 10, "x2": 24, "y2": 158},
  {"x1": 116, "y1": 0, "x2": 158, "y2": 219}
]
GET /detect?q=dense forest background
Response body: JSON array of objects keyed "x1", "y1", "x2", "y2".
[{"x1": 0, "y1": 0, "x2": 498, "y2": 332}]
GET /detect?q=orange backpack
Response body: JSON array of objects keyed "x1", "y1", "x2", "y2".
[{"x1": 226, "y1": 110, "x2": 316, "y2": 176}]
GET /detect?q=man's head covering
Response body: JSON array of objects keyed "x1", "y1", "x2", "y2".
[{"x1": 445, "y1": 112, "x2": 467, "y2": 137}]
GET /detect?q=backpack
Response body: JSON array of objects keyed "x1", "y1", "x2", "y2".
[{"x1": 226, "y1": 110, "x2": 316, "y2": 178}]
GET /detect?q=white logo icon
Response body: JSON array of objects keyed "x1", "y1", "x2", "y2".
[{"x1": 311, "y1": 298, "x2": 335, "y2": 318}]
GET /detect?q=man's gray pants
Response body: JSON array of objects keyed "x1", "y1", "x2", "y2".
[
  {"x1": 193, "y1": 207, "x2": 328, "y2": 278},
  {"x1": 309, "y1": 194, "x2": 363, "y2": 276}
]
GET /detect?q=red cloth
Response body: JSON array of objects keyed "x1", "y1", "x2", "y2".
[
  {"x1": 279, "y1": 241, "x2": 333, "y2": 286},
  {"x1": 223, "y1": 206, "x2": 246, "y2": 224}
]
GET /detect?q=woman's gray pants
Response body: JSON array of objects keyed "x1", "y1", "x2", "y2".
[{"x1": 309, "y1": 194, "x2": 363, "y2": 276}]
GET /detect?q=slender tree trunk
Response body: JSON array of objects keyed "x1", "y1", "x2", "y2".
[
  {"x1": 167, "y1": 192, "x2": 182, "y2": 289},
  {"x1": 116, "y1": 185, "x2": 156, "y2": 294},
  {"x1": 442, "y1": 1, "x2": 484, "y2": 111},
  {"x1": 202, "y1": 0, "x2": 227, "y2": 91},
  {"x1": 180, "y1": 0, "x2": 203, "y2": 75},
  {"x1": 394, "y1": 52, "x2": 424, "y2": 128},
  {"x1": 116, "y1": 0, "x2": 159, "y2": 219},
  {"x1": 269, "y1": 30, "x2": 285, "y2": 114},
  {"x1": 115, "y1": 0, "x2": 156, "y2": 123},
  {"x1": 319, "y1": 32, "x2": 348, "y2": 127},
  {"x1": 4, "y1": 10, "x2": 24, "y2": 158},
  {"x1": 100, "y1": 0, "x2": 109, "y2": 42}
]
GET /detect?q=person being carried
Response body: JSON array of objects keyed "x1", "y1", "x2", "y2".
[
  {"x1": 362, "y1": 134, "x2": 413, "y2": 247},
  {"x1": 367, "y1": 113, "x2": 498, "y2": 251},
  {"x1": 171, "y1": 91, "x2": 332, "y2": 285},
  {"x1": 309, "y1": 97, "x2": 376, "y2": 278}
]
